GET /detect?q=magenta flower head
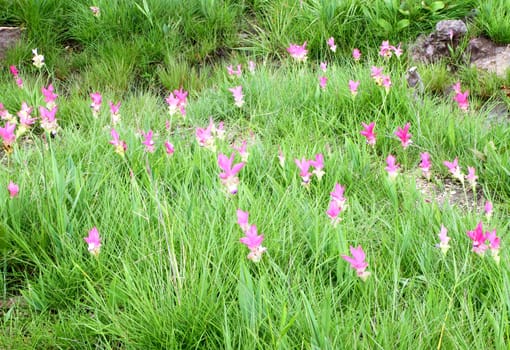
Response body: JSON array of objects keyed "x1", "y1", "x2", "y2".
[
  {"x1": 165, "y1": 88, "x2": 188, "y2": 117},
  {"x1": 485, "y1": 201, "x2": 493, "y2": 221},
  {"x1": 234, "y1": 140, "x2": 249, "y2": 162},
  {"x1": 229, "y1": 86, "x2": 244, "y2": 108},
  {"x1": 0, "y1": 122, "x2": 16, "y2": 148},
  {"x1": 109, "y1": 128, "x2": 127, "y2": 157},
  {"x1": 39, "y1": 106, "x2": 59, "y2": 135},
  {"x1": 385, "y1": 154, "x2": 399, "y2": 180},
  {"x1": 436, "y1": 225, "x2": 451, "y2": 255},
  {"x1": 379, "y1": 40, "x2": 392, "y2": 58},
  {"x1": 196, "y1": 119, "x2": 216, "y2": 151},
  {"x1": 452, "y1": 82, "x2": 469, "y2": 111},
  {"x1": 467, "y1": 222, "x2": 488, "y2": 256},
  {"x1": 108, "y1": 101, "x2": 121, "y2": 125},
  {"x1": 349, "y1": 80, "x2": 360, "y2": 96},
  {"x1": 42, "y1": 84, "x2": 58, "y2": 109},
  {"x1": 327, "y1": 37, "x2": 336, "y2": 52},
  {"x1": 342, "y1": 245, "x2": 370, "y2": 281},
  {"x1": 319, "y1": 76, "x2": 328, "y2": 90},
  {"x1": 240, "y1": 224, "x2": 267, "y2": 262},
  {"x1": 141, "y1": 129, "x2": 155, "y2": 153},
  {"x1": 7, "y1": 181, "x2": 19, "y2": 198},
  {"x1": 326, "y1": 200, "x2": 342, "y2": 226},
  {"x1": 371, "y1": 66, "x2": 383, "y2": 84},
  {"x1": 237, "y1": 209, "x2": 250, "y2": 233},
  {"x1": 164, "y1": 141, "x2": 174, "y2": 155},
  {"x1": 466, "y1": 166, "x2": 478, "y2": 189},
  {"x1": 485, "y1": 229, "x2": 501, "y2": 264},
  {"x1": 381, "y1": 75, "x2": 392, "y2": 93},
  {"x1": 360, "y1": 122, "x2": 376, "y2": 146},
  {"x1": 320, "y1": 62, "x2": 327, "y2": 73},
  {"x1": 443, "y1": 158, "x2": 464, "y2": 183},
  {"x1": 295, "y1": 158, "x2": 312, "y2": 186},
  {"x1": 330, "y1": 183, "x2": 347, "y2": 209},
  {"x1": 394, "y1": 123, "x2": 412, "y2": 149},
  {"x1": 310, "y1": 153, "x2": 325, "y2": 180},
  {"x1": 419, "y1": 152, "x2": 432, "y2": 180},
  {"x1": 90, "y1": 92, "x2": 102, "y2": 117},
  {"x1": 218, "y1": 153, "x2": 245, "y2": 194},
  {"x1": 287, "y1": 42, "x2": 308, "y2": 61},
  {"x1": 352, "y1": 48, "x2": 361, "y2": 61},
  {"x1": 84, "y1": 227, "x2": 101, "y2": 256},
  {"x1": 9, "y1": 65, "x2": 18, "y2": 77}
]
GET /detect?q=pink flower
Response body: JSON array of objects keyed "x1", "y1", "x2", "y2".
[
  {"x1": 17, "y1": 102, "x2": 35, "y2": 125},
  {"x1": 227, "y1": 64, "x2": 242, "y2": 77},
  {"x1": 342, "y1": 245, "x2": 370, "y2": 281},
  {"x1": 394, "y1": 123, "x2": 412, "y2": 149},
  {"x1": 109, "y1": 128, "x2": 127, "y2": 156},
  {"x1": 392, "y1": 43, "x2": 403, "y2": 57},
  {"x1": 330, "y1": 183, "x2": 347, "y2": 209},
  {"x1": 165, "y1": 88, "x2": 188, "y2": 117},
  {"x1": 371, "y1": 66, "x2": 383, "y2": 85},
  {"x1": 234, "y1": 140, "x2": 249, "y2": 162},
  {"x1": 196, "y1": 119, "x2": 216, "y2": 151},
  {"x1": 164, "y1": 141, "x2": 174, "y2": 155},
  {"x1": 9, "y1": 65, "x2": 18, "y2": 76},
  {"x1": 436, "y1": 225, "x2": 450, "y2": 254},
  {"x1": 385, "y1": 154, "x2": 399, "y2": 180},
  {"x1": 452, "y1": 82, "x2": 462, "y2": 94},
  {"x1": 486, "y1": 229, "x2": 501, "y2": 263},
  {"x1": 90, "y1": 92, "x2": 102, "y2": 117},
  {"x1": 452, "y1": 82, "x2": 469, "y2": 111},
  {"x1": 218, "y1": 153, "x2": 245, "y2": 194},
  {"x1": 381, "y1": 75, "x2": 392, "y2": 92},
  {"x1": 360, "y1": 122, "x2": 376, "y2": 145},
  {"x1": 84, "y1": 227, "x2": 101, "y2": 256},
  {"x1": 278, "y1": 146, "x2": 285, "y2": 168},
  {"x1": 287, "y1": 42, "x2": 308, "y2": 61},
  {"x1": 466, "y1": 166, "x2": 478, "y2": 188},
  {"x1": 39, "y1": 106, "x2": 59, "y2": 134},
  {"x1": 443, "y1": 158, "x2": 463, "y2": 183},
  {"x1": 467, "y1": 222, "x2": 488, "y2": 255},
  {"x1": 141, "y1": 130, "x2": 155, "y2": 153},
  {"x1": 379, "y1": 40, "x2": 393, "y2": 57},
  {"x1": 327, "y1": 37, "x2": 337, "y2": 52},
  {"x1": 229, "y1": 86, "x2": 244, "y2": 108},
  {"x1": 237, "y1": 209, "x2": 250, "y2": 233},
  {"x1": 90, "y1": 6, "x2": 100, "y2": 17},
  {"x1": 419, "y1": 152, "x2": 432, "y2": 180},
  {"x1": 240, "y1": 224, "x2": 267, "y2": 262},
  {"x1": 248, "y1": 60, "x2": 256, "y2": 74},
  {"x1": 7, "y1": 181, "x2": 19, "y2": 198},
  {"x1": 485, "y1": 201, "x2": 493, "y2": 221},
  {"x1": 295, "y1": 158, "x2": 312, "y2": 185},
  {"x1": 319, "y1": 62, "x2": 327, "y2": 73},
  {"x1": 42, "y1": 84, "x2": 58, "y2": 109},
  {"x1": 319, "y1": 76, "x2": 328, "y2": 90},
  {"x1": 310, "y1": 153, "x2": 325, "y2": 180},
  {"x1": 15, "y1": 78, "x2": 23, "y2": 89},
  {"x1": 0, "y1": 122, "x2": 16, "y2": 148},
  {"x1": 349, "y1": 80, "x2": 360, "y2": 96},
  {"x1": 108, "y1": 101, "x2": 121, "y2": 125},
  {"x1": 352, "y1": 48, "x2": 361, "y2": 61},
  {"x1": 326, "y1": 200, "x2": 342, "y2": 226}
]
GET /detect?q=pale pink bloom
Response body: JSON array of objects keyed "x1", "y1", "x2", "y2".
[
  {"x1": 436, "y1": 225, "x2": 451, "y2": 255},
  {"x1": 310, "y1": 153, "x2": 325, "y2": 180},
  {"x1": 84, "y1": 227, "x2": 101, "y2": 256},
  {"x1": 229, "y1": 86, "x2": 244, "y2": 107},
  {"x1": 352, "y1": 48, "x2": 361, "y2": 61},
  {"x1": 237, "y1": 209, "x2": 250, "y2": 233},
  {"x1": 234, "y1": 140, "x2": 249, "y2": 162},
  {"x1": 287, "y1": 42, "x2": 308, "y2": 61},
  {"x1": 0, "y1": 104, "x2": 14, "y2": 123},
  {"x1": 371, "y1": 66, "x2": 383, "y2": 85},
  {"x1": 379, "y1": 40, "x2": 392, "y2": 57},
  {"x1": 327, "y1": 37, "x2": 337, "y2": 52},
  {"x1": 486, "y1": 229, "x2": 501, "y2": 264},
  {"x1": 42, "y1": 84, "x2": 58, "y2": 109},
  {"x1": 330, "y1": 183, "x2": 347, "y2": 209},
  {"x1": 109, "y1": 128, "x2": 127, "y2": 156},
  {"x1": 39, "y1": 106, "x2": 59, "y2": 134},
  {"x1": 381, "y1": 75, "x2": 392, "y2": 92},
  {"x1": 360, "y1": 122, "x2": 376, "y2": 146},
  {"x1": 0, "y1": 122, "x2": 16, "y2": 147},
  {"x1": 394, "y1": 123, "x2": 412, "y2": 149},
  {"x1": 17, "y1": 102, "x2": 34, "y2": 123},
  {"x1": 485, "y1": 201, "x2": 493, "y2": 221},
  {"x1": 32, "y1": 48, "x2": 44, "y2": 68},
  {"x1": 227, "y1": 64, "x2": 242, "y2": 77},
  {"x1": 385, "y1": 154, "x2": 399, "y2": 180},
  {"x1": 7, "y1": 181, "x2": 19, "y2": 198},
  {"x1": 443, "y1": 158, "x2": 464, "y2": 183},
  {"x1": 349, "y1": 80, "x2": 360, "y2": 96},
  {"x1": 248, "y1": 60, "x2": 256, "y2": 74},
  {"x1": 326, "y1": 200, "x2": 342, "y2": 226},
  {"x1": 278, "y1": 146, "x2": 285, "y2": 168},
  {"x1": 466, "y1": 167, "x2": 478, "y2": 188},
  {"x1": 342, "y1": 245, "x2": 370, "y2": 281},
  {"x1": 295, "y1": 158, "x2": 312, "y2": 185},
  {"x1": 90, "y1": 6, "x2": 100, "y2": 17},
  {"x1": 165, "y1": 88, "x2": 188, "y2": 117},
  {"x1": 467, "y1": 222, "x2": 488, "y2": 255},
  {"x1": 196, "y1": 120, "x2": 216, "y2": 151},
  {"x1": 419, "y1": 152, "x2": 432, "y2": 180},
  {"x1": 90, "y1": 92, "x2": 102, "y2": 117},
  {"x1": 164, "y1": 141, "x2": 174, "y2": 155},
  {"x1": 141, "y1": 130, "x2": 155, "y2": 153},
  {"x1": 15, "y1": 78, "x2": 23, "y2": 89},
  {"x1": 218, "y1": 153, "x2": 245, "y2": 194},
  {"x1": 215, "y1": 121, "x2": 225, "y2": 140},
  {"x1": 392, "y1": 43, "x2": 403, "y2": 57},
  {"x1": 240, "y1": 224, "x2": 267, "y2": 262},
  {"x1": 452, "y1": 82, "x2": 462, "y2": 94},
  {"x1": 319, "y1": 76, "x2": 328, "y2": 90},
  {"x1": 320, "y1": 62, "x2": 327, "y2": 73},
  {"x1": 108, "y1": 101, "x2": 121, "y2": 125}
]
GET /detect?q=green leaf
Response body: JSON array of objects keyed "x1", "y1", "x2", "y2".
[
  {"x1": 396, "y1": 19, "x2": 410, "y2": 31},
  {"x1": 377, "y1": 19, "x2": 393, "y2": 34},
  {"x1": 429, "y1": 1, "x2": 445, "y2": 12}
]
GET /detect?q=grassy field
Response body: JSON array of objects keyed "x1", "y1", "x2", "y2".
[{"x1": 1, "y1": 0, "x2": 510, "y2": 348}]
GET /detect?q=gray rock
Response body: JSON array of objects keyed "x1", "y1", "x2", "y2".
[
  {"x1": 469, "y1": 37, "x2": 510, "y2": 78},
  {"x1": 0, "y1": 27, "x2": 23, "y2": 60}
]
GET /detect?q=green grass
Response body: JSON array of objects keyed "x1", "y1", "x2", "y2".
[{"x1": 1, "y1": 0, "x2": 510, "y2": 348}]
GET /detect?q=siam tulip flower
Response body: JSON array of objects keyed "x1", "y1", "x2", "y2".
[
  {"x1": 485, "y1": 201, "x2": 493, "y2": 221},
  {"x1": 15, "y1": 77, "x2": 23, "y2": 89},
  {"x1": 141, "y1": 130, "x2": 155, "y2": 153},
  {"x1": 319, "y1": 76, "x2": 328, "y2": 90},
  {"x1": 419, "y1": 152, "x2": 432, "y2": 180},
  {"x1": 310, "y1": 153, "x2": 325, "y2": 180},
  {"x1": 218, "y1": 153, "x2": 245, "y2": 194},
  {"x1": 90, "y1": 6, "x2": 100, "y2": 17},
  {"x1": 108, "y1": 101, "x2": 121, "y2": 125},
  {"x1": 287, "y1": 42, "x2": 308, "y2": 61},
  {"x1": 248, "y1": 60, "x2": 256, "y2": 74},
  {"x1": 443, "y1": 158, "x2": 464, "y2": 183},
  {"x1": 349, "y1": 80, "x2": 360, "y2": 96},
  {"x1": 467, "y1": 222, "x2": 488, "y2": 255},
  {"x1": 485, "y1": 229, "x2": 501, "y2": 264},
  {"x1": 394, "y1": 123, "x2": 412, "y2": 149},
  {"x1": 385, "y1": 154, "x2": 400, "y2": 180},
  {"x1": 381, "y1": 75, "x2": 392, "y2": 93},
  {"x1": 109, "y1": 128, "x2": 127, "y2": 157},
  {"x1": 240, "y1": 224, "x2": 267, "y2": 262},
  {"x1": 9, "y1": 65, "x2": 23, "y2": 88},
  {"x1": 341, "y1": 245, "x2": 370, "y2": 281},
  {"x1": 436, "y1": 225, "x2": 451, "y2": 255},
  {"x1": 165, "y1": 88, "x2": 188, "y2": 117},
  {"x1": 90, "y1": 92, "x2": 102, "y2": 118},
  {"x1": 379, "y1": 40, "x2": 393, "y2": 58},
  {"x1": 0, "y1": 104, "x2": 15, "y2": 123},
  {"x1": 0, "y1": 122, "x2": 16, "y2": 149},
  {"x1": 42, "y1": 84, "x2": 58, "y2": 109},
  {"x1": 84, "y1": 227, "x2": 101, "y2": 256},
  {"x1": 39, "y1": 106, "x2": 59, "y2": 135},
  {"x1": 466, "y1": 166, "x2": 478, "y2": 189},
  {"x1": 32, "y1": 48, "x2": 45, "y2": 68},
  {"x1": 234, "y1": 140, "x2": 249, "y2": 162},
  {"x1": 7, "y1": 181, "x2": 19, "y2": 198},
  {"x1": 196, "y1": 119, "x2": 216, "y2": 151},
  {"x1": 352, "y1": 48, "x2": 361, "y2": 61},
  {"x1": 295, "y1": 158, "x2": 312, "y2": 185},
  {"x1": 371, "y1": 66, "x2": 383, "y2": 85},
  {"x1": 330, "y1": 183, "x2": 347, "y2": 209},
  {"x1": 320, "y1": 62, "x2": 327, "y2": 73},
  {"x1": 237, "y1": 209, "x2": 250, "y2": 233},
  {"x1": 392, "y1": 43, "x2": 403, "y2": 57},
  {"x1": 326, "y1": 199, "x2": 342, "y2": 226},
  {"x1": 16, "y1": 103, "x2": 36, "y2": 136},
  {"x1": 214, "y1": 121, "x2": 225, "y2": 140},
  {"x1": 452, "y1": 82, "x2": 469, "y2": 111},
  {"x1": 278, "y1": 146, "x2": 285, "y2": 168},
  {"x1": 360, "y1": 122, "x2": 376, "y2": 146},
  {"x1": 164, "y1": 141, "x2": 174, "y2": 155},
  {"x1": 327, "y1": 37, "x2": 337, "y2": 52},
  {"x1": 227, "y1": 64, "x2": 242, "y2": 77},
  {"x1": 229, "y1": 86, "x2": 244, "y2": 107}
]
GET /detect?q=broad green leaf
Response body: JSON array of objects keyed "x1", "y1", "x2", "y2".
[
  {"x1": 396, "y1": 19, "x2": 410, "y2": 31},
  {"x1": 430, "y1": 1, "x2": 445, "y2": 12},
  {"x1": 377, "y1": 19, "x2": 393, "y2": 33}
]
